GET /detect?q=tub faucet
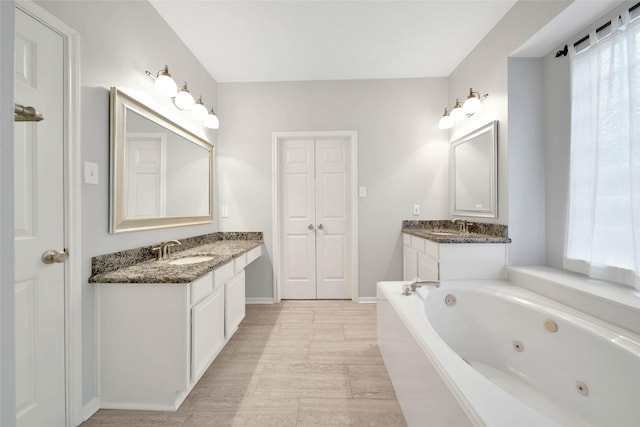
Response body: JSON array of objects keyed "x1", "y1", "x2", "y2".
[
  {"x1": 402, "y1": 279, "x2": 440, "y2": 295},
  {"x1": 152, "y1": 240, "x2": 182, "y2": 260}
]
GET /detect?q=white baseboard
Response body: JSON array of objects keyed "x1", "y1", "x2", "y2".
[
  {"x1": 82, "y1": 397, "x2": 100, "y2": 422},
  {"x1": 357, "y1": 297, "x2": 377, "y2": 304},
  {"x1": 245, "y1": 297, "x2": 275, "y2": 304}
]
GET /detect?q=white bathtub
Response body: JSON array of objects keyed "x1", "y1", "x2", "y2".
[{"x1": 377, "y1": 280, "x2": 640, "y2": 427}]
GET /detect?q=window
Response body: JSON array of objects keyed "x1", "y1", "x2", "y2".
[{"x1": 566, "y1": 8, "x2": 640, "y2": 290}]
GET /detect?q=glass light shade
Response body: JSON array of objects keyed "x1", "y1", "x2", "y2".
[
  {"x1": 463, "y1": 96, "x2": 482, "y2": 115},
  {"x1": 174, "y1": 84, "x2": 195, "y2": 110},
  {"x1": 191, "y1": 97, "x2": 208, "y2": 120},
  {"x1": 450, "y1": 103, "x2": 465, "y2": 122},
  {"x1": 438, "y1": 115, "x2": 453, "y2": 129},
  {"x1": 154, "y1": 67, "x2": 178, "y2": 97},
  {"x1": 204, "y1": 110, "x2": 219, "y2": 129}
]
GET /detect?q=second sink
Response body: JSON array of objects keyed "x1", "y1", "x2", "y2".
[{"x1": 168, "y1": 256, "x2": 214, "y2": 265}]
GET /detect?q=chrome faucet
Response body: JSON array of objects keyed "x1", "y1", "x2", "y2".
[
  {"x1": 152, "y1": 240, "x2": 182, "y2": 260},
  {"x1": 402, "y1": 279, "x2": 440, "y2": 295}
]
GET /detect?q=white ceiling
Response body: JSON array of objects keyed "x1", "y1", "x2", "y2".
[{"x1": 149, "y1": 0, "x2": 518, "y2": 83}]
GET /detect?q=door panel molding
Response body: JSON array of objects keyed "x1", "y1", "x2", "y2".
[
  {"x1": 15, "y1": 2, "x2": 82, "y2": 426},
  {"x1": 273, "y1": 131, "x2": 358, "y2": 302}
]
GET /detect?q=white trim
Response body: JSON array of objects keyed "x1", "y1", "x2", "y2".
[
  {"x1": 245, "y1": 297, "x2": 276, "y2": 305},
  {"x1": 15, "y1": 2, "x2": 82, "y2": 426},
  {"x1": 81, "y1": 397, "x2": 100, "y2": 423},
  {"x1": 357, "y1": 297, "x2": 377, "y2": 304},
  {"x1": 272, "y1": 131, "x2": 359, "y2": 303}
]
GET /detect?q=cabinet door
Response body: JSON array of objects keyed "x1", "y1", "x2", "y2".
[
  {"x1": 403, "y1": 245, "x2": 418, "y2": 281},
  {"x1": 225, "y1": 271, "x2": 246, "y2": 338},
  {"x1": 191, "y1": 287, "x2": 224, "y2": 384},
  {"x1": 418, "y1": 253, "x2": 439, "y2": 281}
]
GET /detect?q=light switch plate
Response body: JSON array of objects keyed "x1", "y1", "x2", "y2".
[
  {"x1": 221, "y1": 206, "x2": 229, "y2": 218},
  {"x1": 413, "y1": 204, "x2": 420, "y2": 216},
  {"x1": 84, "y1": 161, "x2": 99, "y2": 185},
  {"x1": 359, "y1": 186, "x2": 367, "y2": 198}
]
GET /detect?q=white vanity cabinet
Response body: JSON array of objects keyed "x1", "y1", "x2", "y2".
[
  {"x1": 191, "y1": 275, "x2": 225, "y2": 383},
  {"x1": 403, "y1": 233, "x2": 507, "y2": 281},
  {"x1": 96, "y1": 244, "x2": 263, "y2": 411}
]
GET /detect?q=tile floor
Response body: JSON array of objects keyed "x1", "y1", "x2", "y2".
[{"x1": 83, "y1": 300, "x2": 407, "y2": 426}]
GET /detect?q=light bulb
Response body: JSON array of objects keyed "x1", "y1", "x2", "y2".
[
  {"x1": 450, "y1": 99, "x2": 465, "y2": 122},
  {"x1": 438, "y1": 108, "x2": 453, "y2": 129},
  {"x1": 204, "y1": 109, "x2": 219, "y2": 129},
  {"x1": 174, "y1": 83, "x2": 195, "y2": 110},
  {"x1": 191, "y1": 96, "x2": 208, "y2": 120},
  {"x1": 154, "y1": 65, "x2": 177, "y2": 97},
  {"x1": 463, "y1": 88, "x2": 482, "y2": 115}
]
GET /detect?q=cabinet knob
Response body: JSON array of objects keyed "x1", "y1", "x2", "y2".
[
  {"x1": 317, "y1": 224, "x2": 324, "y2": 230},
  {"x1": 308, "y1": 224, "x2": 314, "y2": 230}
]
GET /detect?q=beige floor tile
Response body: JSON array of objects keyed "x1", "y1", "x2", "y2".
[
  {"x1": 347, "y1": 364, "x2": 397, "y2": 399},
  {"x1": 313, "y1": 311, "x2": 375, "y2": 325},
  {"x1": 297, "y1": 398, "x2": 406, "y2": 426},
  {"x1": 82, "y1": 410, "x2": 187, "y2": 426},
  {"x1": 182, "y1": 398, "x2": 299, "y2": 427},
  {"x1": 277, "y1": 323, "x2": 345, "y2": 341},
  {"x1": 241, "y1": 311, "x2": 315, "y2": 325},
  {"x1": 82, "y1": 300, "x2": 406, "y2": 427},
  {"x1": 343, "y1": 325, "x2": 377, "y2": 341},
  {"x1": 309, "y1": 341, "x2": 383, "y2": 365},
  {"x1": 251, "y1": 363, "x2": 351, "y2": 399}
]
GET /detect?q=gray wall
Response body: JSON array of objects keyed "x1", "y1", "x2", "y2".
[
  {"x1": 543, "y1": 50, "x2": 571, "y2": 268},
  {"x1": 217, "y1": 78, "x2": 449, "y2": 299},
  {"x1": 36, "y1": 0, "x2": 219, "y2": 407},
  {"x1": 447, "y1": 0, "x2": 570, "y2": 265}
]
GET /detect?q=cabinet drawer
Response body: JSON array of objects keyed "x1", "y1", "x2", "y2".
[
  {"x1": 213, "y1": 261, "x2": 234, "y2": 286},
  {"x1": 410, "y1": 235, "x2": 425, "y2": 253},
  {"x1": 246, "y1": 245, "x2": 262, "y2": 264},
  {"x1": 233, "y1": 253, "x2": 247, "y2": 274},
  {"x1": 424, "y1": 239, "x2": 439, "y2": 260},
  {"x1": 191, "y1": 272, "x2": 214, "y2": 306}
]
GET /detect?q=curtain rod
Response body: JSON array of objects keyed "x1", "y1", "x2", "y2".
[{"x1": 556, "y1": 1, "x2": 639, "y2": 58}]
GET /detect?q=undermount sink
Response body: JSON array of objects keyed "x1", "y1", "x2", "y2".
[
  {"x1": 168, "y1": 256, "x2": 214, "y2": 265},
  {"x1": 427, "y1": 231, "x2": 460, "y2": 236}
]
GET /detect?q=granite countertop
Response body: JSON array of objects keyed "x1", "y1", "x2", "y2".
[
  {"x1": 89, "y1": 233, "x2": 263, "y2": 284},
  {"x1": 402, "y1": 228, "x2": 511, "y2": 243},
  {"x1": 402, "y1": 219, "x2": 511, "y2": 244}
]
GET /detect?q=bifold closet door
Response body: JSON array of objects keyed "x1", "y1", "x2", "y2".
[{"x1": 280, "y1": 138, "x2": 351, "y2": 299}]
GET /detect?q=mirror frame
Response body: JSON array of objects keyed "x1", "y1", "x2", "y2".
[
  {"x1": 109, "y1": 87, "x2": 214, "y2": 233},
  {"x1": 450, "y1": 120, "x2": 498, "y2": 218}
]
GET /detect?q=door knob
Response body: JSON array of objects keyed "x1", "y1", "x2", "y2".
[
  {"x1": 308, "y1": 224, "x2": 314, "y2": 230},
  {"x1": 317, "y1": 224, "x2": 324, "y2": 230},
  {"x1": 42, "y1": 249, "x2": 69, "y2": 264}
]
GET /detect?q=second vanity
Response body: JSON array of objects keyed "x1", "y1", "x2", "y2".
[
  {"x1": 89, "y1": 232, "x2": 263, "y2": 411},
  {"x1": 402, "y1": 220, "x2": 511, "y2": 282}
]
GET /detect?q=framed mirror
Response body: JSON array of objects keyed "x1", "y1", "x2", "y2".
[
  {"x1": 450, "y1": 120, "x2": 497, "y2": 218},
  {"x1": 109, "y1": 87, "x2": 214, "y2": 233}
]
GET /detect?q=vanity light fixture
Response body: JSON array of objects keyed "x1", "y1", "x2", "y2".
[
  {"x1": 148, "y1": 65, "x2": 178, "y2": 97},
  {"x1": 463, "y1": 88, "x2": 485, "y2": 115},
  {"x1": 145, "y1": 65, "x2": 220, "y2": 129},
  {"x1": 449, "y1": 99, "x2": 465, "y2": 122},
  {"x1": 203, "y1": 108, "x2": 220, "y2": 129},
  {"x1": 191, "y1": 96, "x2": 209, "y2": 120},
  {"x1": 174, "y1": 83, "x2": 195, "y2": 111},
  {"x1": 438, "y1": 88, "x2": 488, "y2": 129},
  {"x1": 438, "y1": 108, "x2": 453, "y2": 130}
]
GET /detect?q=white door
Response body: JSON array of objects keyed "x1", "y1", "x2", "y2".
[
  {"x1": 126, "y1": 133, "x2": 167, "y2": 218},
  {"x1": 14, "y1": 8, "x2": 66, "y2": 427},
  {"x1": 280, "y1": 138, "x2": 352, "y2": 299}
]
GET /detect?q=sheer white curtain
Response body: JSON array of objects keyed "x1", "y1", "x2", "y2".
[{"x1": 566, "y1": 13, "x2": 640, "y2": 290}]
